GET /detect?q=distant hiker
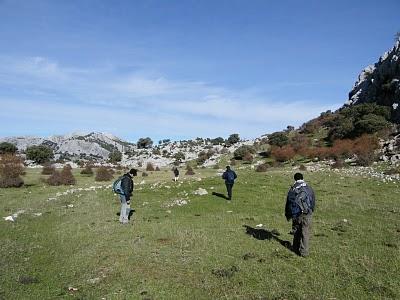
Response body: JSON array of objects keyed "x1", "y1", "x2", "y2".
[
  {"x1": 173, "y1": 167, "x2": 180, "y2": 182},
  {"x1": 285, "y1": 172, "x2": 316, "y2": 257},
  {"x1": 117, "y1": 168, "x2": 137, "y2": 224},
  {"x1": 222, "y1": 166, "x2": 237, "y2": 200}
]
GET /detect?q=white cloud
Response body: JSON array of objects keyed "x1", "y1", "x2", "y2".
[{"x1": 0, "y1": 55, "x2": 342, "y2": 139}]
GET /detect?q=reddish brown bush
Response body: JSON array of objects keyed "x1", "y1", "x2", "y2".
[
  {"x1": 256, "y1": 163, "x2": 268, "y2": 172},
  {"x1": 142, "y1": 172, "x2": 149, "y2": 177},
  {"x1": 0, "y1": 154, "x2": 24, "y2": 188},
  {"x1": 271, "y1": 145, "x2": 296, "y2": 162},
  {"x1": 47, "y1": 171, "x2": 63, "y2": 186},
  {"x1": 331, "y1": 159, "x2": 344, "y2": 169},
  {"x1": 330, "y1": 139, "x2": 355, "y2": 159},
  {"x1": 155, "y1": 166, "x2": 161, "y2": 171},
  {"x1": 41, "y1": 163, "x2": 55, "y2": 175},
  {"x1": 146, "y1": 162, "x2": 155, "y2": 171},
  {"x1": 95, "y1": 167, "x2": 114, "y2": 181},
  {"x1": 185, "y1": 165, "x2": 195, "y2": 175},
  {"x1": 60, "y1": 166, "x2": 76, "y2": 185},
  {"x1": 243, "y1": 152, "x2": 253, "y2": 163},
  {"x1": 290, "y1": 134, "x2": 311, "y2": 152},
  {"x1": 353, "y1": 134, "x2": 379, "y2": 166},
  {"x1": 230, "y1": 159, "x2": 236, "y2": 166}
]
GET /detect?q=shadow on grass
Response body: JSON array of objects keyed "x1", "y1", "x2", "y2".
[
  {"x1": 212, "y1": 192, "x2": 228, "y2": 200},
  {"x1": 243, "y1": 225, "x2": 293, "y2": 252}
]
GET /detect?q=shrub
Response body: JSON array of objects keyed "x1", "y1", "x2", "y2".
[
  {"x1": 142, "y1": 172, "x2": 149, "y2": 177},
  {"x1": 137, "y1": 137, "x2": 153, "y2": 149},
  {"x1": 26, "y1": 145, "x2": 54, "y2": 164},
  {"x1": 353, "y1": 134, "x2": 379, "y2": 166},
  {"x1": 80, "y1": 165, "x2": 94, "y2": 175},
  {"x1": 271, "y1": 145, "x2": 295, "y2": 162},
  {"x1": 173, "y1": 152, "x2": 185, "y2": 162},
  {"x1": 60, "y1": 166, "x2": 76, "y2": 185},
  {"x1": 95, "y1": 167, "x2": 114, "y2": 181},
  {"x1": 290, "y1": 134, "x2": 311, "y2": 152},
  {"x1": 211, "y1": 137, "x2": 225, "y2": 145},
  {"x1": 331, "y1": 159, "x2": 344, "y2": 169},
  {"x1": 330, "y1": 139, "x2": 355, "y2": 159},
  {"x1": 47, "y1": 171, "x2": 63, "y2": 186},
  {"x1": 146, "y1": 162, "x2": 155, "y2": 171},
  {"x1": 299, "y1": 164, "x2": 307, "y2": 171},
  {"x1": 0, "y1": 142, "x2": 17, "y2": 154},
  {"x1": 268, "y1": 132, "x2": 289, "y2": 147},
  {"x1": 227, "y1": 134, "x2": 240, "y2": 145},
  {"x1": 256, "y1": 164, "x2": 268, "y2": 172},
  {"x1": 41, "y1": 163, "x2": 55, "y2": 175},
  {"x1": 230, "y1": 159, "x2": 236, "y2": 166},
  {"x1": 109, "y1": 150, "x2": 122, "y2": 163},
  {"x1": 155, "y1": 166, "x2": 161, "y2": 171},
  {"x1": 0, "y1": 154, "x2": 24, "y2": 188},
  {"x1": 233, "y1": 145, "x2": 255, "y2": 160},
  {"x1": 185, "y1": 165, "x2": 195, "y2": 175},
  {"x1": 243, "y1": 152, "x2": 253, "y2": 163}
]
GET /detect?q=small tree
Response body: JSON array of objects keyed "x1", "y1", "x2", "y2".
[
  {"x1": 0, "y1": 154, "x2": 24, "y2": 188},
  {"x1": 26, "y1": 145, "x2": 54, "y2": 164},
  {"x1": 0, "y1": 142, "x2": 17, "y2": 154},
  {"x1": 95, "y1": 167, "x2": 113, "y2": 181},
  {"x1": 109, "y1": 150, "x2": 122, "y2": 163},
  {"x1": 137, "y1": 137, "x2": 153, "y2": 149},
  {"x1": 227, "y1": 134, "x2": 240, "y2": 145},
  {"x1": 173, "y1": 152, "x2": 185, "y2": 162}
]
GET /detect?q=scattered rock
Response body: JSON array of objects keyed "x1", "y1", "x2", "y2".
[{"x1": 193, "y1": 188, "x2": 208, "y2": 195}]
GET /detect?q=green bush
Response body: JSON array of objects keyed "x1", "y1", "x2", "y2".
[
  {"x1": 268, "y1": 132, "x2": 289, "y2": 147},
  {"x1": 233, "y1": 145, "x2": 255, "y2": 160},
  {"x1": 0, "y1": 142, "x2": 17, "y2": 154},
  {"x1": 26, "y1": 145, "x2": 54, "y2": 164},
  {"x1": 109, "y1": 150, "x2": 122, "y2": 163}
]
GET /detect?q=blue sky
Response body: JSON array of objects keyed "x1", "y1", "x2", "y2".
[{"x1": 0, "y1": 0, "x2": 399, "y2": 142}]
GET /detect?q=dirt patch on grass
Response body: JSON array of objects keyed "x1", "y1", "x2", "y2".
[
  {"x1": 18, "y1": 275, "x2": 39, "y2": 285},
  {"x1": 211, "y1": 265, "x2": 239, "y2": 278},
  {"x1": 156, "y1": 238, "x2": 171, "y2": 245}
]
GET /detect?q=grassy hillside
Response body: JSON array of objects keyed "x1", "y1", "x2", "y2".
[{"x1": 1, "y1": 166, "x2": 399, "y2": 299}]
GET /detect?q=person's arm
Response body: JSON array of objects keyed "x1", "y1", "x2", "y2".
[
  {"x1": 285, "y1": 189, "x2": 293, "y2": 220},
  {"x1": 233, "y1": 171, "x2": 237, "y2": 179},
  {"x1": 222, "y1": 172, "x2": 226, "y2": 180},
  {"x1": 121, "y1": 177, "x2": 131, "y2": 201}
]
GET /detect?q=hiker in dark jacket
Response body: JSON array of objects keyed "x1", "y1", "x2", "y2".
[
  {"x1": 285, "y1": 172, "x2": 315, "y2": 257},
  {"x1": 222, "y1": 166, "x2": 237, "y2": 200},
  {"x1": 173, "y1": 167, "x2": 179, "y2": 182},
  {"x1": 119, "y1": 168, "x2": 137, "y2": 224}
]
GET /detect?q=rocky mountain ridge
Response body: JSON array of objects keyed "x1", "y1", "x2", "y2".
[
  {"x1": 348, "y1": 38, "x2": 400, "y2": 122},
  {"x1": 0, "y1": 132, "x2": 250, "y2": 168}
]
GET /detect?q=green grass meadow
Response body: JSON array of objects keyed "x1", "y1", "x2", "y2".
[{"x1": 1, "y1": 166, "x2": 399, "y2": 299}]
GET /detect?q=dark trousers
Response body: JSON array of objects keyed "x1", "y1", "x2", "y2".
[
  {"x1": 292, "y1": 214, "x2": 312, "y2": 257},
  {"x1": 225, "y1": 183, "x2": 234, "y2": 200}
]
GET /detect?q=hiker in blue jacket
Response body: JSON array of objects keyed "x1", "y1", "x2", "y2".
[
  {"x1": 285, "y1": 173, "x2": 316, "y2": 257},
  {"x1": 119, "y1": 168, "x2": 137, "y2": 224},
  {"x1": 222, "y1": 166, "x2": 237, "y2": 200}
]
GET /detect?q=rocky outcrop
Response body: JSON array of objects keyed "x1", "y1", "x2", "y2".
[
  {"x1": 0, "y1": 132, "x2": 135, "y2": 160},
  {"x1": 348, "y1": 38, "x2": 400, "y2": 122}
]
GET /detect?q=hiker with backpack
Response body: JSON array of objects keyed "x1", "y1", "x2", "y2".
[
  {"x1": 113, "y1": 168, "x2": 137, "y2": 224},
  {"x1": 222, "y1": 166, "x2": 237, "y2": 200},
  {"x1": 285, "y1": 172, "x2": 316, "y2": 257}
]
